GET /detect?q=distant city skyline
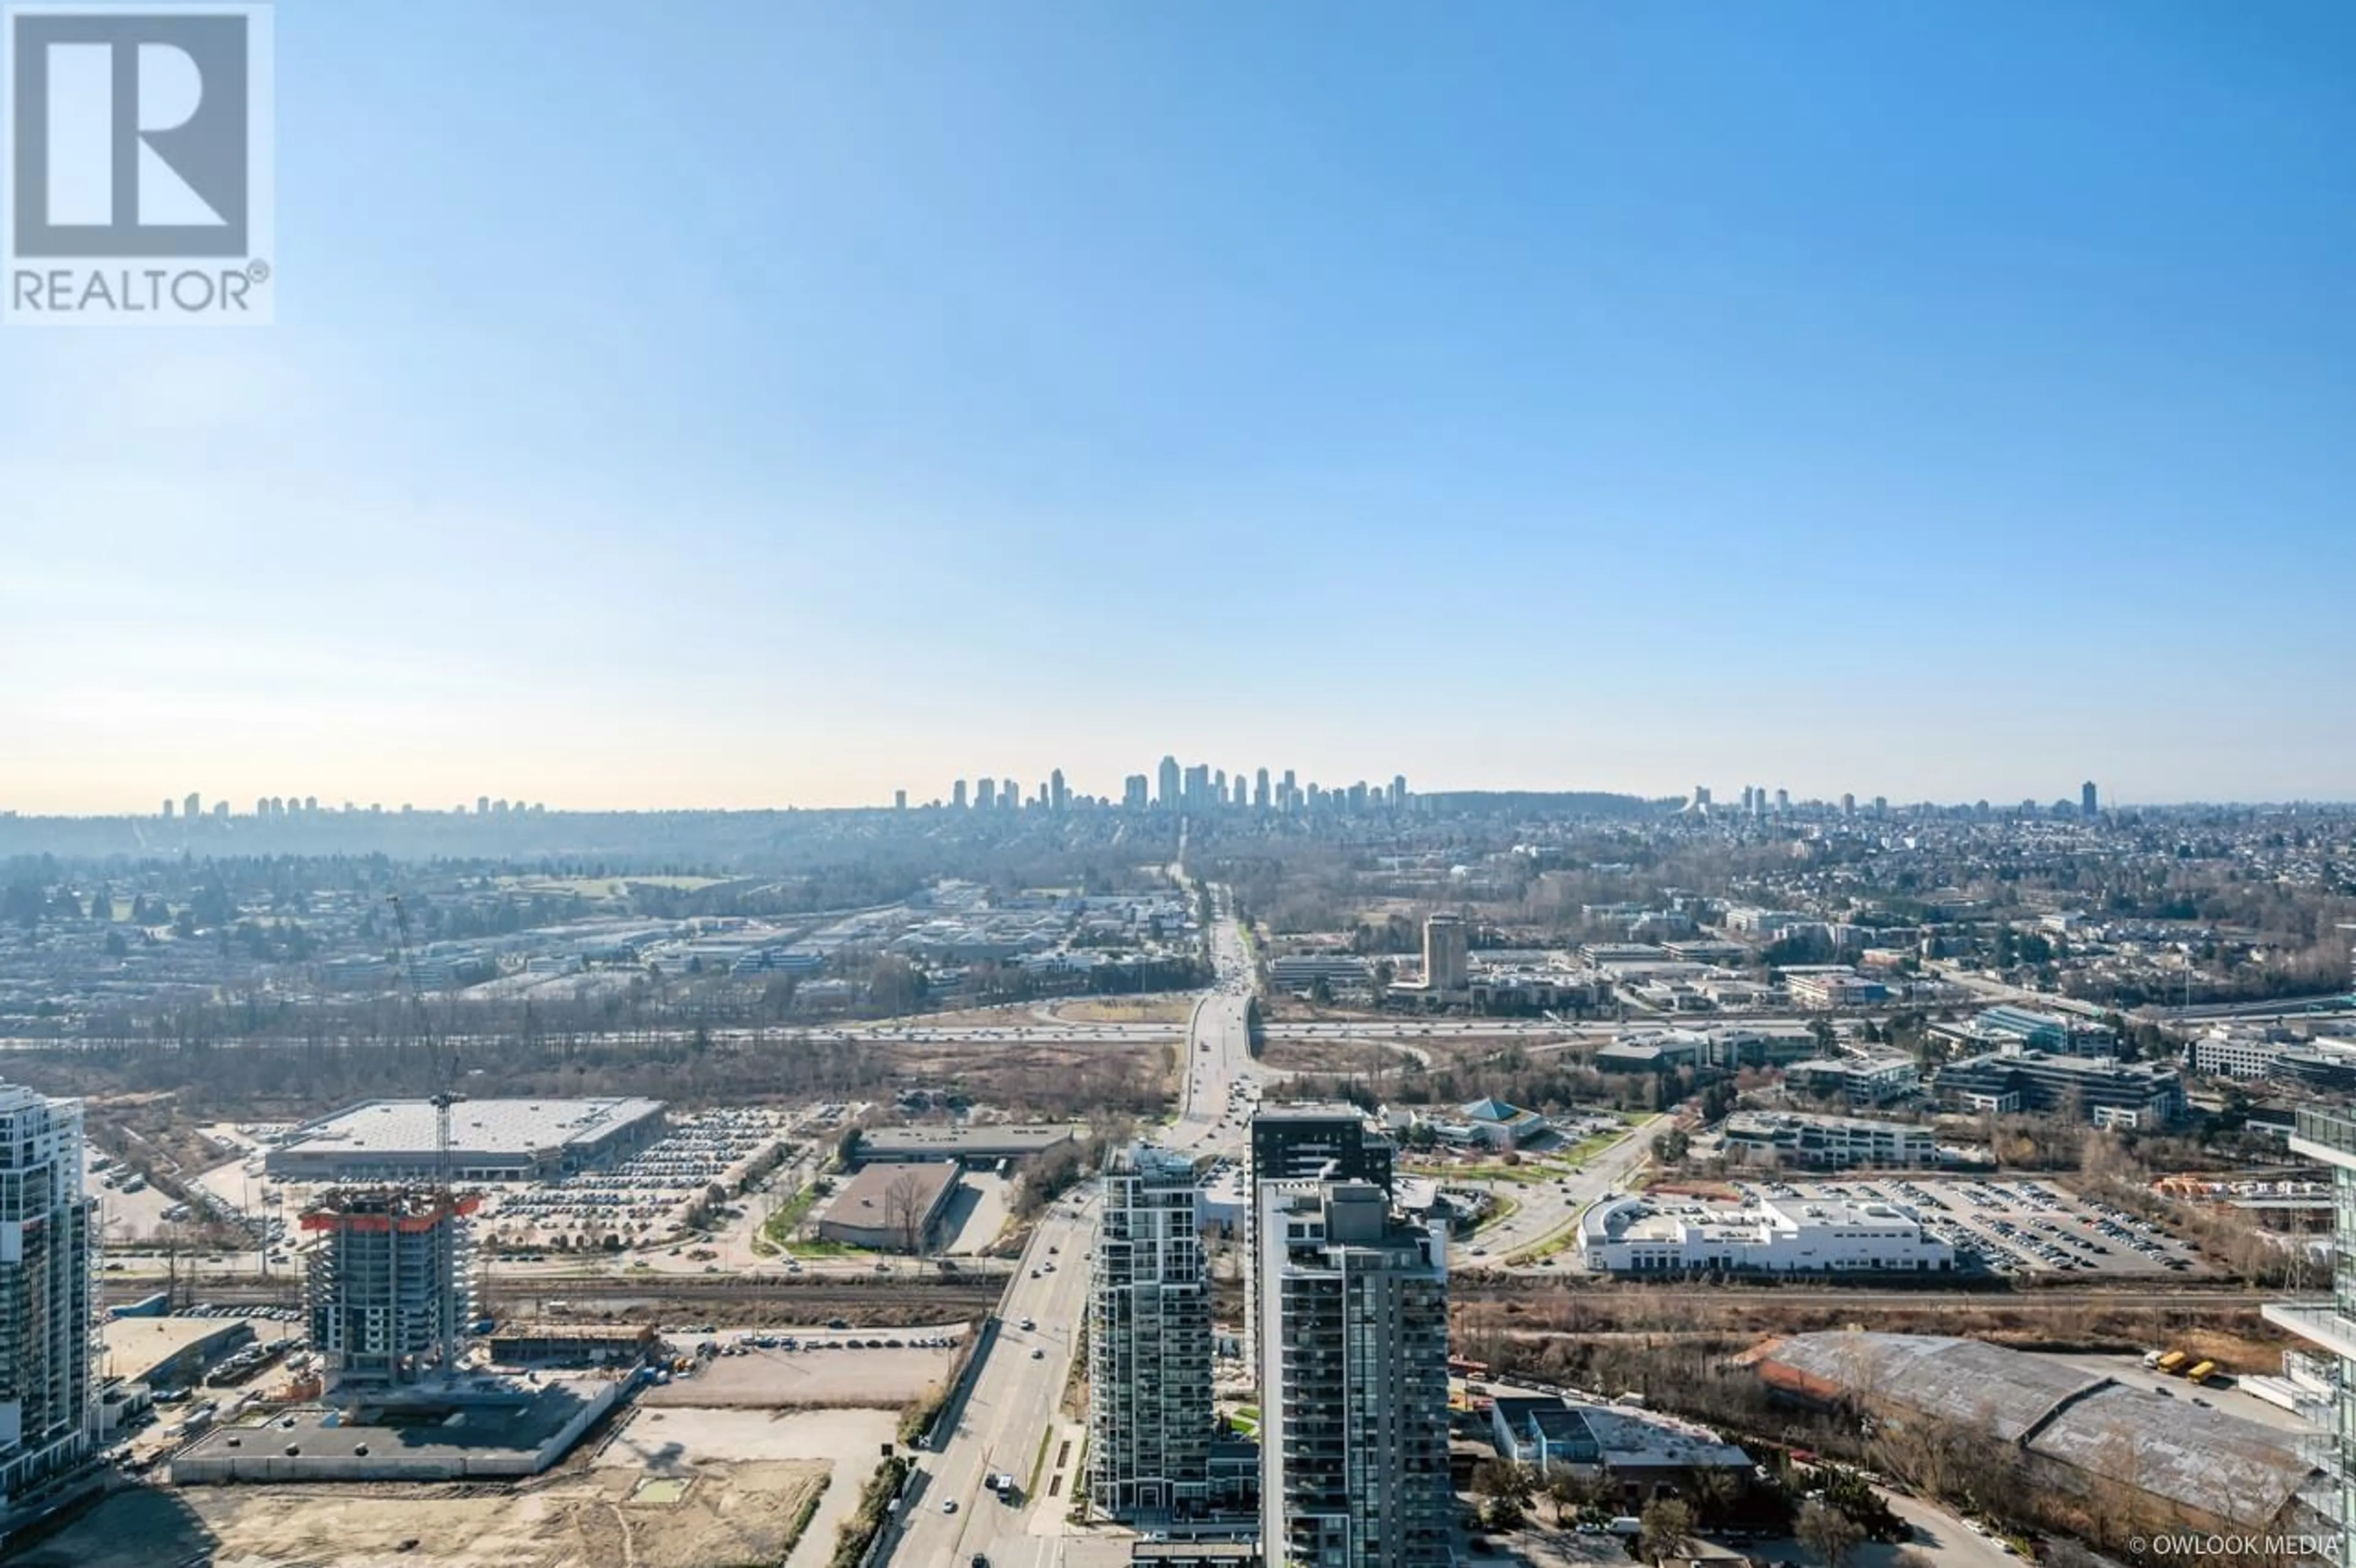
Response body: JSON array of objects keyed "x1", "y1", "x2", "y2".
[
  {"x1": 4, "y1": 6, "x2": 2351, "y2": 811},
  {"x1": 18, "y1": 764, "x2": 2350, "y2": 818}
]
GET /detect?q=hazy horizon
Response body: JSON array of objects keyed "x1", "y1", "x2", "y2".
[
  {"x1": 6, "y1": 3, "x2": 2351, "y2": 812},
  {"x1": 11, "y1": 775, "x2": 2356, "y2": 819}
]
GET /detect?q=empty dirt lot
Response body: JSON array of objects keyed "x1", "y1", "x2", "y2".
[
  {"x1": 21, "y1": 1409, "x2": 896, "y2": 1568},
  {"x1": 20, "y1": 1469, "x2": 824, "y2": 1568}
]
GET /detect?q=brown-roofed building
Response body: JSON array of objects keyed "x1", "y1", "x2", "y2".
[{"x1": 816, "y1": 1160, "x2": 960, "y2": 1252}]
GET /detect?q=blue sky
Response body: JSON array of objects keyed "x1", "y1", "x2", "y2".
[{"x1": 4, "y1": 2, "x2": 2352, "y2": 811}]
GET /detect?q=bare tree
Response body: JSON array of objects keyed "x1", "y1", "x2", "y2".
[{"x1": 882, "y1": 1169, "x2": 934, "y2": 1255}]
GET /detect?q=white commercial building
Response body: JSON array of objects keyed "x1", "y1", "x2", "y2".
[
  {"x1": 1579, "y1": 1194, "x2": 1953, "y2": 1275},
  {"x1": 2190, "y1": 1026, "x2": 2317, "y2": 1082},
  {"x1": 0, "y1": 1084, "x2": 95, "y2": 1515},
  {"x1": 1785, "y1": 970, "x2": 1889, "y2": 1009}
]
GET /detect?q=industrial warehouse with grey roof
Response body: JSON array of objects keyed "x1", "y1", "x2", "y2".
[{"x1": 264, "y1": 1097, "x2": 668, "y2": 1183}]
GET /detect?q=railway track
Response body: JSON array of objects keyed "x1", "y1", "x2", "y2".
[
  {"x1": 107, "y1": 1268, "x2": 2269, "y2": 1318},
  {"x1": 103, "y1": 1272, "x2": 1006, "y2": 1314}
]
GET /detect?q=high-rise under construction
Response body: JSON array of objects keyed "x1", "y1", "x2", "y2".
[{"x1": 301, "y1": 1188, "x2": 477, "y2": 1391}]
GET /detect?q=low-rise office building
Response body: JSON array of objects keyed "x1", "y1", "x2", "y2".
[
  {"x1": 1720, "y1": 1112, "x2": 1936, "y2": 1170},
  {"x1": 1933, "y1": 1050, "x2": 2184, "y2": 1128},
  {"x1": 1489, "y1": 1394, "x2": 1751, "y2": 1503},
  {"x1": 855, "y1": 1124, "x2": 1077, "y2": 1166},
  {"x1": 2190, "y1": 1025, "x2": 2285, "y2": 1080},
  {"x1": 2187, "y1": 1025, "x2": 2349, "y2": 1083},
  {"x1": 1785, "y1": 970, "x2": 1889, "y2": 1009},
  {"x1": 1784, "y1": 1054, "x2": 1920, "y2": 1105},
  {"x1": 1705, "y1": 1026, "x2": 1821, "y2": 1069},
  {"x1": 1969, "y1": 1005, "x2": 2116, "y2": 1058},
  {"x1": 1266, "y1": 955, "x2": 1372, "y2": 995},
  {"x1": 1595, "y1": 1035, "x2": 1707, "y2": 1075}
]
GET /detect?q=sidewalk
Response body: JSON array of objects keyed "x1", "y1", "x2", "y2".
[{"x1": 1025, "y1": 1420, "x2": 1090, "y2": 1533}]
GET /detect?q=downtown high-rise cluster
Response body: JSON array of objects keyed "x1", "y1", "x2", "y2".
[{"x1": 928, "y1": 758, "x2": 1412, "y2": 817}]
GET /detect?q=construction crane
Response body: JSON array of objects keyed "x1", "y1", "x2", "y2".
[{"x1": 388, "y1": 894, "x2": 464, "y2": 1383}]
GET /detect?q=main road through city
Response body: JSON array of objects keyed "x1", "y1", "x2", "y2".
[
  {"x1": 885, "y1": 879, "x2": 1263, "y2": 1567},
  {"x1": 890, "y1": 1189, "x2": 1100, "y2": 1568},
  {"x1": 1170, "y1": 895, "x2": 1263, "y2": 1159}
]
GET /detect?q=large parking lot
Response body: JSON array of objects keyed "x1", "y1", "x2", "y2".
[
  {"x1": 479, "y1": 1109, "x2": 794, "y2": 1253},
  {"x1": 1738, "y1": 1175, "x2": 2208, "y2": 1277},
  {"x1": 641, "y1": 1328, "x2": 960, "y2": 1409}
]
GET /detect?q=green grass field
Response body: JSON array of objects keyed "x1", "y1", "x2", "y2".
[
  {"x1": 753, "y1": 1186, "x2": 823, "y2": 1255},
  {"x1": 784, "y1": 1239, "x2": 864, "y2": 1259}
]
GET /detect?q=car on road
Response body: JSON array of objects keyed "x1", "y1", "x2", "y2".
[
  {"x1": 941, "y1": 1498, "x2": 957, "y2": 1513},
  {"x1": 1031, "y1": 1347, "x2": 1045, "y2": 1359}
]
